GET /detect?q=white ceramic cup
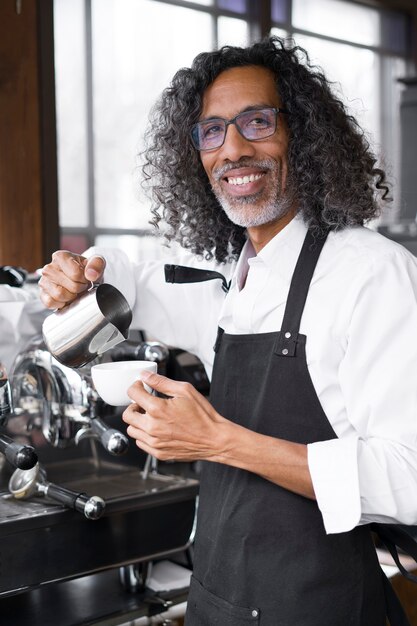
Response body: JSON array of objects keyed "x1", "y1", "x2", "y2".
[{"x1": 91, "y1": 360, "x2": 157, "y2": 406}]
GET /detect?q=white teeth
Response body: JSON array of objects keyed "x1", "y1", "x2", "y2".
[{"x1": 227, "y1": 173, "x2": 263, "y2": 186}]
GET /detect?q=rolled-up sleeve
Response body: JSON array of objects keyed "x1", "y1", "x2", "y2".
[{"x1": 308, "y1": 248, "x2": 417, "y2": 534}]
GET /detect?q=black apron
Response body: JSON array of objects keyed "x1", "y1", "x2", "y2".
[{"x1": 184, "y1": 230, "x2": 386, "y2": 625}]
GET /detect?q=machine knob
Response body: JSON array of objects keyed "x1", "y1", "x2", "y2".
[
  {"x1": 106, "y1": 431, "x2": 129, "y2": 455},
  {"x1": 82, "y1": 495, "x2": 106, "y2": 520},
  {"x1": 90, "y1": 418, "x2": 129, "y2": 456},
  {"x1": 14, "y1": 445, "x2": 38, "y2": 470}
]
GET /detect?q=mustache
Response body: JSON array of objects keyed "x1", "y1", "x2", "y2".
[{"x1": 213, "y1": 158, "x2": 276, "y2": 181}]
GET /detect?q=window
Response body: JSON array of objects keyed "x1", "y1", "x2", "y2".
[
  {"x1": 271, "y1": 0, "x2": 413, "y2": 224},
  {"x1": 54, "y1": 0, "x2": 414, "y2": 258}
]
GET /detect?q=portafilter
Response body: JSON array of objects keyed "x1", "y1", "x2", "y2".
[{"x1": 8, "y1": 463, "x2": 105, "y2": 520}]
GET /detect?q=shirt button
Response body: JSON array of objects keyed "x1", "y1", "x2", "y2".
[
  {"x1": 252, "y1": 609, "x2": 259, "y2": 617},
  {"x1": 285, "y1": 331, "x2": 291, "y2": 338},
  {"x1": 282, "y1": 348, "x2": 289, "y2": 355}
]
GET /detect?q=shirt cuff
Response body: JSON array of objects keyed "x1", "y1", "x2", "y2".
[{"x1": 307, "y1": 436, "x2": 361, "y2": 534}]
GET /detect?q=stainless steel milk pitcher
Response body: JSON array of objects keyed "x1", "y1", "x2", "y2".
[{"x1": 42, "y1": 284, "x2": 132, "y2": 368}]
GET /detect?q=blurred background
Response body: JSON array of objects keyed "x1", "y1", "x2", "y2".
[{"x1": 1, "y1": 0, "x2": 417, "y2": 269}]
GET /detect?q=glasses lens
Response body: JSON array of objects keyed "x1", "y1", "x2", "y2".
[
  {"x1": 191, "y1": 108, "x2": 278, "y2": 150},
  {"x1": 192, "y1": 119, "x2": 226, "y2": 151},
  {"x1": 236, "y1": 108, "x2": 277, "y2": 141}
]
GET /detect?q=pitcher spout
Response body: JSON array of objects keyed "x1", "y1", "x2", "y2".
[{"x1": 93, "y1": 325, "x2": 129, "y2": 356}]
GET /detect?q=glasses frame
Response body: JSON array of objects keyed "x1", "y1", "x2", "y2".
[{"x1": 190, "y1": 106, "x2": 289, "y2": 152}]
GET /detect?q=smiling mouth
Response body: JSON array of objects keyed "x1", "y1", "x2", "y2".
[{"x1": 224, "y1": 172, "x2": 266, "y2": 186}]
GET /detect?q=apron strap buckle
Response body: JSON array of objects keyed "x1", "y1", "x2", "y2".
[{"x1": 274, "y1": 331, "x2": 299, "y2": 357}]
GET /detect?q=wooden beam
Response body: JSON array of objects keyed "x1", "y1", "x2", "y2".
[{"x1": 0, "y1": 0, "x2": 58, "y2": 272}]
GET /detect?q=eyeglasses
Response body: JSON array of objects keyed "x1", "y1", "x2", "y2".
[{"x1": 190, "y1": 107, "x2": 289, "y2": 152}]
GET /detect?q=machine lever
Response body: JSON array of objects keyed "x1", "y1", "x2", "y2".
[{"x1": 0, "y1": 434, "x2": 37, "y2": 470}]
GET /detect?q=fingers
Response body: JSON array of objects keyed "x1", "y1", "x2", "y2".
[
  {"x1": 122, "y1": 404, "x2": 175, "y2": 461},
  {"x1": 39, "y1": 251, "x2": 88, "y2": 309},
  {"x1": 39, "y1": 252, "x2": 105, "y2": 310},
  {"x1": 123, "y1": 383, "x2": 177, "y2": 441},
  {"x1": 85, "y1": 256, "x2": 106, "y2": 283},
  {"x1": 122, "y1": 378, "x2": 224, "y2": 462},
  {"x1": 136, "y1": 371, "x2": 197, "y2": 400},
  {"x1": 126, "y1": 380, "x2": 166, "y2": 411},
  {"x1": 122, "y1": 401, "x2": 165, "y2": 445},
  {"x1": 137, "y1": 371, "x2": 215, "y2": 417}
]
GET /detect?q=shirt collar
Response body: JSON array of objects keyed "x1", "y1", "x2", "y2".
[{"x1": 233, "y1": 214, "x2": 308, "y2": 291}]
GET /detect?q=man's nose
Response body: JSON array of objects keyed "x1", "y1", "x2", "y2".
[{"x1": 219, "y1": 123, "x2": 256, "y2": 161}]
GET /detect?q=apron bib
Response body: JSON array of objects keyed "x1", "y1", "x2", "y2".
[{"x1": 185, "y1": 230, "x2": 386, "y2": 625}]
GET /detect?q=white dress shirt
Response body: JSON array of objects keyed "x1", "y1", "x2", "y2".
[{"x1": 86, "y1": 215, "x2": 417, "y2": 534}]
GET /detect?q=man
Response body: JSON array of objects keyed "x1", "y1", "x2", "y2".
[{"x1": 40, "y1": 37, "x2": 417, "y2": 624}]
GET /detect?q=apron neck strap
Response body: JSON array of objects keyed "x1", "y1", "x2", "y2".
[{"x1": 280, "y1": 229, "x2": 328, "y2": 336}]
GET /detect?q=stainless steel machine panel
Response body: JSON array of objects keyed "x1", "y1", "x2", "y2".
[{"x1": 0, "y1": 459, "x2": 198, "y2": 597}]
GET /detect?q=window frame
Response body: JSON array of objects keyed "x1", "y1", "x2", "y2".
[{"x1": 57, "y1": 0, "x2": 415, "y2": 250}]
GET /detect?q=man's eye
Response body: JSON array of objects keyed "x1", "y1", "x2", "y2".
[
  {"x1": 203, "y1": 124, "x2": 223, "y2": 137},
  {"x1": 248, "y1": 116, "x2": 271, "y2": 128}
]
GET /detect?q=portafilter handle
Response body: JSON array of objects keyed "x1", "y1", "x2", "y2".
[
  {"x1": 75, "y1": 416, "x2": 129, "y2": 455},
  {"x1": 9, "y1": 464, "x2": 106, "y2": 520},
  {"x1": 0, "y1": 434, "x2": 38, "y2": 470},
  {"x1": 90, "y1": 417, "x2": 129, "y2": 455},
  {"x1": 42, "y1": 483, "x2": 106, "y2": 520}
]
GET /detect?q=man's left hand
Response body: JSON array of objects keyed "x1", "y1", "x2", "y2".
[{"x1": 122, "y1": 371, "x2": 228, "y2": 461}]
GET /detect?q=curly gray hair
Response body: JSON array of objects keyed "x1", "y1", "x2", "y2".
[{"x1": 142, "y1": 36, "x2": 390, "y2": 263}]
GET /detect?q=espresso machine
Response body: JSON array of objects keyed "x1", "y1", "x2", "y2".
[{"x1": 0, "y1": 338, "x2": 199, "y2": 625}]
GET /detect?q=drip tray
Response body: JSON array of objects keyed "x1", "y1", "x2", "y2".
[
  {"x1": 0, "y1": 458, "x2": 198, "y2": 521},
  {"x1": 0, "y1": 459, "x2": 198, "y2": 597}
]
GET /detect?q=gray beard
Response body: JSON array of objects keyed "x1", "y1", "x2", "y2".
[
  {"x1": 219, "y1": 190, "x2": 295, "y2": 227},
  {"x1": 211, "y1": 158, "x2": 296, "y2": 228}
]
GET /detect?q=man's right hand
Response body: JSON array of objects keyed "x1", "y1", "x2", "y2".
[{"x1": 39, "y1": 251, "x2": 106, "y2": 310}]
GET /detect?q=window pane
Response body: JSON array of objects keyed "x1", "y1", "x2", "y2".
[
  {"x1": 381, "y1": 10, "x2": 410, "y2": 56},
  {"x1": 271, "y1": 0, "x2": 289, "y2": 24},
  {"x1": 399, "y1": 76, "x2": 417, "y2": 220},
  {"x1": 54, "y1": 0, "x2": 89, "y2": 227},
  {"x1": 218, "y1": 0, "x2": 247, "y2": 14},
  {"x1": 294, "y1": 34, "x2": 380, "y2": 149},
  {"x1": 92, "y1": 0, "x2": 212, "y2": 229},
  {"x1": 60, "y1": 233, "x2": 90, "y2": 255},
  {"x1": 293, "y1": 0, "x2": 380, "y2": 47},
  {"x1": 95, "y1": 234, "x2": 179, "y2": 263},
  {"x1": 380, "y1": 56, "x2": 406, "y2": 221},
  {"x1": 217, "y1": 16, "x2": 249, "y2": 48}
]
